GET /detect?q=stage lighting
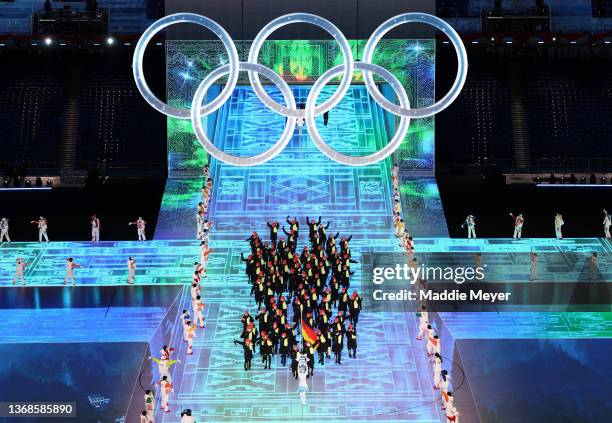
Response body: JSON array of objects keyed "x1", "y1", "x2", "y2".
[
  {"x1": 44, "y1": 37, "x2": 52, "y2": 46},
  {"x1": 601, "y1": 176, "x2": 607, "y2": 184},
  {"x1": 580, "y1": 176, "x2": 586, "y2": 184},
  {"x1": 107, "y1": 37, "x2": 114, "y2": 45},
  {"x1": 2, "y1": 179, "x2": 8, "y2": 187},
  {"x1": 46, "y1": 179, "x2": 53, "y2": 187},
  {"x1": 25, "y1": 179, "x2": 31, "y2": 187}
]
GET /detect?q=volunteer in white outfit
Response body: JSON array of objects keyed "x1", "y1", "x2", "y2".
[
  {"x1": 0, "y1": 218, "x2": 10, "y2": 243},
  {"x1": 90, "y1": 214, "x2": 101, "y2": 242},
  {"x1": 129, "y1": 217, "x2": 147, "y2": 241},
  {"x1": 31, "y1": 216, "x2": 49, "y2": 242},
  {"x1": 554, "y1": 213, "x2": 564, "y2": 239}
]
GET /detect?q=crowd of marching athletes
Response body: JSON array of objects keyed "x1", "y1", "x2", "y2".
[{"x1": 234, "y1": 215, "x2": 362, "y2": 380}]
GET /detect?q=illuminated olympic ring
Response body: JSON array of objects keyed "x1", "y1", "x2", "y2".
[{"x1": 133, "y1": 12, "x2": 468, "y2": 166}]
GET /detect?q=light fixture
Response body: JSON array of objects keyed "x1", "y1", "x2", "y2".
[
  {"x1": 25, "y1": 179, "x2": 31, "y2": 187},
  {"x1": 46, "y1": 179, "x2": 53, "y2": 187},
  {"x1": 107, "y1": 37, "x2": 114, "y2": 45},
  {"x1": 44, "y1": 37, "x2": 52, "y2": 46}
]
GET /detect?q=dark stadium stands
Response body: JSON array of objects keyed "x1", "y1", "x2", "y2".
[
  {"x1": 436, "y1": 58, "x2": 513, "y2": 166},
  {"x1": 525, "y1": 62, "x2": 612, "y2": 159},
  {"x1": 0, "y1": 59, "x2": 63, "y2": 165},
  {"x1": 0, "y1": 49, "x2": 165, "y2": 178}
]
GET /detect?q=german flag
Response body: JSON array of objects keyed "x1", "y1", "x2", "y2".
[{"x1": 301, "y1": 319, "x2": 317, "y2": 345}]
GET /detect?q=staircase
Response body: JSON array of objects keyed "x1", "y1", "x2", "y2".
[
  {"x1": 59, "y1": 64, "x2": 81, "y2": 174},
  {"x1": 509, "y1": 62, "x2": 531, "y2": 169}
]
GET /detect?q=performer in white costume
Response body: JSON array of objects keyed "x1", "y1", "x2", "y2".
[
  {"x1": 63, "y1": 258, "x2": 82, "y2": 286},
  {"x1": 90, "y1": 214, "x2": 101, "y2": 242},
  {"x1": 129, "y1": 217, "x2": 147, "y2": 241},
  {"x1": 297, "y1": 353, "x2": 310, "y2": 406},
  {"x1": 554, "y1": 213, "x2": 564, "y2": 239},
  {"x1": 127, "y1": 256, "x2": 136, "y2": 284},
  {"x1": 603, "y1": 209, "x2": 611, "y2": 239},
  {"x1": 462, "y1": 214, "x2": 476, "y2": 238},
  {"x1": 31, "y1": 216, "x2": 49, "y2": 242},
  {"x1": 13, "y1": 258, "x2": 27, "y2": 285},
  {"x1": 509, "y1": 213, "x2": 524, "y2": 239},
  {"x1": 0, "y1": 218, "x2": 11, "y2": 243}
]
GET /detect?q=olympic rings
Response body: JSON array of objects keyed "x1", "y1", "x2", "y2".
[
  {"x1": 133, "y1": 12, "x2": 468, "y2": 166},
  {"x1": 133, "y1": 13, "x2": 239, "y2": 119},
  {"x1": 248, "y1": 13, "x2": 353, "y2": 119},
  {"x1": 362, "y1": 13, "x2": 468, "y2": 118},
  {"x1": 305, "y1": 62, "x2": 410, "y2": 166},
  {"x1": 191, "y1": 62, "x2": 296, "y2": 167}
]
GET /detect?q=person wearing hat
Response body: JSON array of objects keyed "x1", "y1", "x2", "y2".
[
  {"x1": 332, "y1": 330, "x2": 344, "y2": 364},
  {"x1": 346, "y1": 323, "x2": 357, "y2": 359},
  {"x1": 234, "y1": 338, "x2": 254, "y2": 371},
  {"x1": 349, "y1": 291, "x2": 362, "y2": 328}
]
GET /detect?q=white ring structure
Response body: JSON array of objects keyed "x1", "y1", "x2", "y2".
[
  {"x1": 247, "y1": 13, "x2": 353, "y2": 119},
  {"x1": 133, "y1": 13, "x2": 239, "y2": 119},
  {"x1": 362, "y1": 13, "x2": 468, "y2": 118},
  {"x1": 305, "y1": 62, "x2": 410, "y2": 166},
  {"x1": 191, "y1": 62, "x2": 296, "y2": 166},
  {"x1": 134, "y1": 12, "x2": 468, "y2": 166}
]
